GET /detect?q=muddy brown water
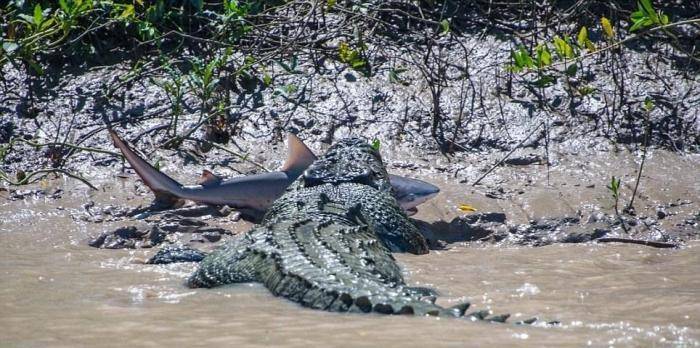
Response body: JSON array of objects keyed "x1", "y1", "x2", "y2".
[{"x1": 1, "y1": 150, "x2": 699, "y2": 347}]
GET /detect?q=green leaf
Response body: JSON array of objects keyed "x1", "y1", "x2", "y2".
[
  {"x1": 577, "y1": 26, "x2": 589, "y2": 48},
  {"x1": 640, "y1": 0, "x2": 654, "y2": 15},
  {"x1": 531, "y1": 75, "x2": 556, "y2": 88},
  {"x1": 643, "y1": 97, "x2": 654, "y2": 112},
  {"x1": 640, "y1": 0, "x2": 658, "y2": 23},
  {"x1": 607, "y1": 176, "x2": 621, "y2": 198},
  {"x1": 513, "y1": 46, "x2": 534, "y2": 69},
  {"x1": 577, "y1": 85, "x2": 596, "y2": 96},
  {"x1": 535, "y1": 44, "x2": 551, "y2": 67},
  {"x1": 565, "y1": 64, "x2": 578, "y2": 77},
  {"x1": 338, "y1": 42, "x2": 351, "y2": 62},
  {"x1": 388, "y1": 67, "x2": 407, "y2": 85},
  {"x1": 33, "y1": 4, "x2": 43, "y2": 27},
  {"x1": 630, "y1": 17, "x2": 654, "y2": 32},
  {"x1": 283, "y1": 84, "x2": 297, "y2": 94},
  {"x1": 601, "y1": 17, "x2": 614, "y2": 39},
  {"x1": 262, "y1": 73, "x2": 272, "y2": 87},
  {"x1": 660, "y1": 13, "x2": 669, "y2": 25},
  {"x1": 440, "y1": 19, "x2": 450, "y2": 34},
  {"x1": 351, "y1": 60, "x2": 365, "y2": 69},
  {"x1": 552, "y1": 36, "x2": 574, "y2": 59},
  {"x1": 120, "y1": 5, "x2": 135, "y2": 19},
  {"x1": 631, "y1": 10, "x2": 646, "y2": 22},
  {"x1": 371, "y1": 139, "x2": 381, "y2": 151},
  {"x1": 59, "y1": 0, "x2": 70, "y2": 13},
  {"x1": 585, "y1": 39, "x2": 596, "y2": 51},
  {"x1": 39, "y1": 17, "x2": 54, "y2": 31}
]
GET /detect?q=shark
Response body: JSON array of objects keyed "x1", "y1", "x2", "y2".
[{"x1": 109, "y1": 129, "x2": 439, "y2": 218}]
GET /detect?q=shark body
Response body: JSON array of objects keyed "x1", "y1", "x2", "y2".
[{"x1": 109, "y1": 130, "x2": 439, "y2": 217}]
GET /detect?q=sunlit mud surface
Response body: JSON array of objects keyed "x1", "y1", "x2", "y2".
[{"x1": 1, "y1": 150, "x2": 698, "y2": 347}]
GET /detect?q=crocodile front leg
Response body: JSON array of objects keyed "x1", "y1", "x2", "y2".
[{"x1": 187, "y1": 231, "x2": 260, "y2": 288}]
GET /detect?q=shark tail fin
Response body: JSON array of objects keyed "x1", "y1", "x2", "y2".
[
  {"x1": 109, "y1": 129, "x2": 185, "y2": 207},
  {"x1": 280, "y1": 133, "x2": 317, "y2": 175}
]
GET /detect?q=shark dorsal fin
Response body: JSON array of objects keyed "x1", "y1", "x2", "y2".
[
  {"x1": 280, "y1": 133, "x2": 317, "y2": 174},
  {"x1": 198, "y1": 170, "x2": 222, "y2": 187}
]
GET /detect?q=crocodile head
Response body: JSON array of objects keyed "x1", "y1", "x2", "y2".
[{"x1": 302, "y1": 138, "x2": 391, "y2": 192}]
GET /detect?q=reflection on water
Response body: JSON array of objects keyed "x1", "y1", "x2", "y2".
[{"x1": 1, "y1": 182, "x2": 698, "y2": 347}]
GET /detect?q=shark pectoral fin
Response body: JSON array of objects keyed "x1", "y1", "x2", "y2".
[
  {"x1": 280, "y1": 133, "x2": 317, "y2": 174},
  {"x1": 198, "y1": 170, "x2": 222, "y2": 187}
]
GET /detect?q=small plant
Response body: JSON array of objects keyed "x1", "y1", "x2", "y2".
[
  {"x1": 388, "y1": 67, "x2": 408, "y2": 85},
  {"x1": 370, "y1": 138, "x2": 380, "y2": 151},
  {"x1": 600, "y1": 16, "x2": 615, "y2": 40},
  {"x1": 607, "y1": 175, "x2": 622, "y2": 216},
  {"x1": 630, "y1": 0, "x2": 669, "y2": 32},
  {"x1": 626, "y1": 97, "x2": 654, "y2": 214},
  {"x1": 509, "y1": 46, "x2": 535, "y2": 72},
  {"x1": 338, "y1": 41, "x2": 368, "y2": 73},
  {"x1": 277, "y1": 56, "x2": 299, "y2": 74},
  {"x1": 577, "y1": 85, "x2": 597, "y2": 97},
  {"x1": 262, "y1": 72, "x2": 273, "y2": 87}
]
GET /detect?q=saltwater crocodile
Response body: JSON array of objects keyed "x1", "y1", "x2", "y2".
[{"x1": 185, "y1": 137, "x2": 516, "y2": 320}]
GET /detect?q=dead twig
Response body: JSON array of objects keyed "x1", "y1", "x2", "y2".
[
  {"x1": 596, "y1": 238, "x2": 678, "y2": 249},
  {"x1": 0, "y1": 168, "x2": 98, "y2": 190}
]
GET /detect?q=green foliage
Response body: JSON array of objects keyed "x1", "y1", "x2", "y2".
[
  {"x1": 630, "y1": 0, "x2": 669, "y2": 32},
  {"x1": 262, "y1": 73, "x2": 273, "y2": 87},
  {"x1": 510, "y1": 46, "x2": 535, "y2": 72},
  {"x1": 370, "y1": 139, "x2": 381, "y2": 151},
  {"x1": 576, "y1": 26, "x2": 595, "y2": 51},
  {"x1": 601, "y1": 17, "x2": 614, "y2": 39},
  {"x1": 439, "y1": 19, "x2": 450, "y2": 35},
  {"x1": 607, "y1": 176, "x2": 621, "y2": 201},
  {"x1": 535, "y1": 44, "x2": 552, "y2": 68},
  {"x1": 505, "y1": 1, "x2": 678, "y2": 90},
  {"x1": 277, "y1": 56, "x2": 299, "y2": 74},
  {"x1": 338, "y1": 41, "x2": 368, "y2": 72},
  {"x1": 1, "y1": 0, "x2": 260, "y2": 72},
  {"x1": 552, "y1": 36, "x2": 574, "y2": 59},
  {"x1": 152, "y1": 62, "x2": 185, "y2": 136}
]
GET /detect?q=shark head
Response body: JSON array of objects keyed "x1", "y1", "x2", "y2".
[{"x1": 388, "y1": 174, "x2": 440, "y2": 212}]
